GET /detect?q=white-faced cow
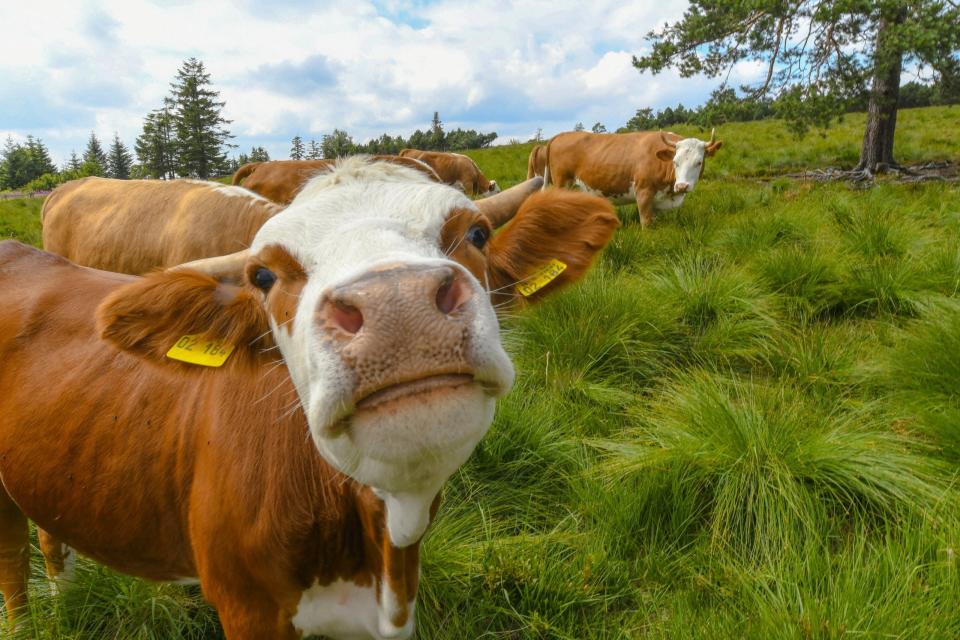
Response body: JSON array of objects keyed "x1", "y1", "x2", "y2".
[
  {"x1": 543, "y1": 129, "x2": 723, "y2": 227},
  {"x1": 397, "y1": 149, "x2": 501, "y2": 198},
  {"x1": 0, "y1": 158, "x2": 618, "y2": 639}
]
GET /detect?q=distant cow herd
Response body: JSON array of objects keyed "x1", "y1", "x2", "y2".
[{"x1": 0, "y1": 129, "x2": 720, "y2": 639}]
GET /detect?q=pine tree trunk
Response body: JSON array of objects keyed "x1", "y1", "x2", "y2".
[{"x1": 856, "y1": 8, "x2": 907, "y2": 173}]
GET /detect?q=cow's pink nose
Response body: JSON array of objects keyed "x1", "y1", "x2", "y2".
[
  {"x1": 675, "y1": 183, "x2": 690, "y2": 193},
  {"x1": 318, "y1": 264, "x2": 477, "y2": 401}
]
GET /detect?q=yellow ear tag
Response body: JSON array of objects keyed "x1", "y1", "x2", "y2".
[
  {"x1": 516, "y1": 259, "x2": 567, "y2": 297},
  {"x1": 166, "y1": 335, "x2": 235, "y2": 367}
]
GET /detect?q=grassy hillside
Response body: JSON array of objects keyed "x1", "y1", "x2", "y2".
[{"x1": 4, "y1": 105, "x2": 960, "y2": 639}]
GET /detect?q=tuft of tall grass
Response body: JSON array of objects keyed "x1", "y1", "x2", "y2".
[
  {"x1": 877, "y1": 299, "x2": 960, "y2": 460},
  {"x1": 13, "y1": 547, "x2": 222, "y2": 640},
  {"x1": 646, "y1": 255, "x2": 778, "y2": 367},
  {"x1": 594, "y1": 373, "x2": 945, "y2": 563}
]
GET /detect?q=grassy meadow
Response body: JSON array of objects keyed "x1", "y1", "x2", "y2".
[{"x1": 4, "y1": 105, "x2": 960, "y2": 639}]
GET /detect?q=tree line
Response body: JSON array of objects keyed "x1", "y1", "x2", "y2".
[
  {"x1": 232, "y1": 112, "x2": 497, "y2": 168},
  {"x1": 619, "y1": 74, "x2": 960, "y2": 135},
  {"x1": 0, "y1": 132, "x2": 133, "y2": 192}
]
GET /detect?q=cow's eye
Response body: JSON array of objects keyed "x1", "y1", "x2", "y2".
[
  {"x1": 465, "y1": 225, "x2": 489, "y2": 249},
  {"x1": 252, "y1": 267, "x2": 277, "y2": 291}
]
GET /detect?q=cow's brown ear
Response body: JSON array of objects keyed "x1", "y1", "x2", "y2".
[
  {"x1": 656, "y1": 148, "x2": 676, "y2": 162},
  {"x1": 97, "y1": 269, "x2": 272, "y2": 369},
  {"x1": 705, "y1": 140, "x2": 723, "y2": 156},
  {"x1": 485, "y1": 189, "x2": 618, "y2": 305}
]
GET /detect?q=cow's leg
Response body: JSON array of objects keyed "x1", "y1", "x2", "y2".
[
  {"x1": 215, "y1": 594, "x2": 300, "y2": 640},
  {"x1": 38, "y1": 528, "x2": 75, "y2": 591},
  {"x1": 636, "y1": 190, "x2": 656, "y2": 228},
  {"x1": 0, "y1": 490, "x2": 30, "y2": 625}
]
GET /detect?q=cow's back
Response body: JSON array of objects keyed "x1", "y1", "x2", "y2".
[
  {"x1": 235, "y1": 160, "x2": 334, "y2": 204},
  {"x1": 42, "y1": 178, "x2": 280, "y2": 274}
]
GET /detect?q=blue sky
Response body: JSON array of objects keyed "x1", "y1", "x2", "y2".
[{"x1": 0, "y1": 0, "x2": 765, "y2": 166}]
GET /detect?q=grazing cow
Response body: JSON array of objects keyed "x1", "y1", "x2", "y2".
[
  {"x1": 233, "y1": 157, "x2": 440, "y2": 205},
  {"x1": 42, "y1": 177, "x2": 285, "y2": 274},
  {"x1": 0, "y1": 158, "x2": 618, "y2": 639},
  {"x1": 398, "y1": 149, "x2": 501, "y2": 198},
  {"x1": 543, "y1": 129, "x2": 723, "y2": 227},
  {"x1": 527, "y1": 144, "x2": 546, "y2": 179}
]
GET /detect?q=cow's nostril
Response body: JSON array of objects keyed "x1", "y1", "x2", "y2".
[
  {"x1": 436, "y1": 273, "x2": 471, "y2": 315},
  {"x1": 331, "y1": 302, "x2": 364, "y2": 334}
]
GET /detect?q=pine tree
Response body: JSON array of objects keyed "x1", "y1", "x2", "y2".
[
  {"x1": 429, "y1": 111, "x2": 445, "y2": 150},
  {"x1": 26, "y1": 137, "x2": 56, "y2": 176},
  {"x1": 67, "y1": 151, "x2": 82, "y2": 172},
  {"x1": 290, "y1": 135, "x2": 305, "y2": 160},
  {"x1": 168, "y1": 58, "x2": 233, "y2": 178},
  {"x1": 306, "y1": 139, "x2": 322, "y2": 160},
  {"x1": 83, "y1": 132, "x2": 108, "y2": 176},
  {"x1": 135, "y1": 108, "x2": 178, "y2": 179},
  {"x1": 107, "y1": 133, "x2": 133, "y2": 179},
  {"x1": 573, "y1": 122, "x2": 585, "y2": 132},
  {"x1": 591, "y1": 122, "x2": 607, "y2": 133},
  {"x1": 249, "y1": 146, "x2": 270, "y2": 162}
]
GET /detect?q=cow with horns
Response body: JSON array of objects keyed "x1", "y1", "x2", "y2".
[
  {"x1": 542, "y1": 128, "x2": 723, "y2": 227},
  {"x1": 0, "y1": 158, "x2": 618, "y2": 639}
]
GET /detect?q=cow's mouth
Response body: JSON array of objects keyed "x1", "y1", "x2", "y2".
[{"x1": 355, "y1": 373, "x2": 476, "y2": 412}]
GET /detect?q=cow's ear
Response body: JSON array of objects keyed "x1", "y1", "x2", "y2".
[
  {"x1": 485, "y1": 189, "x2": 618, "y2": 304},
  {"x1": 97, "y1": 269, "x2": 272, "y2": 369},
  {"x1": 705, "y1": 140, "x2": 723, "y2": 156},
  {"x1": 656, "y1": 148, "x2": 676, "y2": 162}
]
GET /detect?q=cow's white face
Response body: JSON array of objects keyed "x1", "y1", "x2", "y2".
[
  {"x1": 670, "y1": 138, "x2": 708, "y2": 193},
  {"x1": 247, "y1": 159, "x2": 514, "y2": 544}
]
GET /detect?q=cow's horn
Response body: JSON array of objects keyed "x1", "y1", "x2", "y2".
[
  {"x1": 171, "y1": 249, "x2": 250, "y2": 284},
  {"x1": 709, "y1": 127, "x2": 716, "y2": 144},
  {"x1": 476, "y1": 177, "x2": 543, "y2": 228},
  {"x1": 659, "y1": 129, "x2": 677, "y2": 149}
]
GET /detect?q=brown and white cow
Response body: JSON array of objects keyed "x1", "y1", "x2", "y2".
[
  {"x1": 42, "y1": 177, "x2": 285, "y2": 274},
  {"x1": 397, "y1": 149, "x2": 501, "y2": 198},
  {"x1": 527, "y1": 144, "x2": 546, "y2": 179},
  {"x1": 0, "y1": 158, "x2": 618, "y2": 639},
  {"x1": 543, "y1": 129, "x2": 723, "y2": 227},
  {"x1": 233, "y1": 157, "x2": 440, "y2": 205}
]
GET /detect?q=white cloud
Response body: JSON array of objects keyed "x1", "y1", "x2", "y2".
[{"x1": 0, "y1": 0, "x2": 729, "y2": 165}]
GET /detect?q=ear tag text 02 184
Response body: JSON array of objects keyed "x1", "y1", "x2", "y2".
[
  {"x1": 166, "y1": 335, "x2": 235, "y2": 367},
  {"x1": 516, "y1": 259, "x2": 567, "y2": 297}
]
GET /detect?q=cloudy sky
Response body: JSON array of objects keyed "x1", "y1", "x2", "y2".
[{"x1": 0, "y1": 0, "x2": 765, "y2": 166}]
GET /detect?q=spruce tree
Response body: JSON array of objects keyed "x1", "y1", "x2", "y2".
[
  {"x1": 168, "y1": 58, "x2": 233, "y2": 178},
  {"x1": 26, "y1": 136, "x2": 56, "y2": 176},
  {"x1": 290, "y1": 135, "x2": 305, "y2": 160},
  {"x1": 429, "y1": 111, "x2": 445, "y2": 150},
  {"x1": 249, "y1": 146, "x2": 270, "y2": 162},
  {"x1": 67, "y1": 151, "x2": 82, "y2": 172},
  {"x1": 83, "y1": 132, "x2": 108, "y2": 176},
  {"x1": 306, "y1": 139, "x2": 323, "y2": 160},
  {"x1": 135, "y1": 108, "x2": 177, "y2": 179},
  {"x1": 107, "y1": 133, "x2": 133, "y2": 179}
]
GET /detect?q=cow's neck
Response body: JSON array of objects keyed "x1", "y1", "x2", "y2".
[{"x1": 244, "y1": 369, "x2": 432, "y2": 636}]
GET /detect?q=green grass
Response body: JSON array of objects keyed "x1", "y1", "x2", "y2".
[
  {"x1": 3, "y1": 105, "x2": 960, "y2": 639},
  {"x1": 0, "y1": 198, "x2": 43, "y2": 247}
]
